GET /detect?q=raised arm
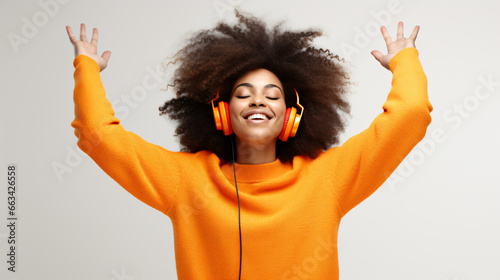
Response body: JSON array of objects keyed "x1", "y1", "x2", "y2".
[
  {"x1": 66, "y1": 24, "x2": 186, "y2": 215},
  {"x1": 318, "y1": 22, "x2": 433, "y2": 215}
]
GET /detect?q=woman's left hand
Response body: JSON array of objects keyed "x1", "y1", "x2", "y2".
[{"x1": 371, "y1": 21, "x2": 419, "y2": 70}]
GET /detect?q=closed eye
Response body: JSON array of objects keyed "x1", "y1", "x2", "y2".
[{"x1": 234, "y1": 96, "x2": 279, "y2": 100}]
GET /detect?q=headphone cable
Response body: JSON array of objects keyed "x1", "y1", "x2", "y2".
[{"x1": 230, "y1": 136, "x2": 242, "y2": 280}]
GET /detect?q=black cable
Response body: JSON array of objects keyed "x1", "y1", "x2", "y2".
[{"x1": 229, "y1": 136, "x2": 242, "y2": 280}]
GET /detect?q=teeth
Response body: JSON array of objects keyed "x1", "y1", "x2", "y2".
[{"x1": 247, "y1": 113, "x2": 268, "y2": 120}]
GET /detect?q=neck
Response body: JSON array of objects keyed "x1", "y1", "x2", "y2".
[{"x1": 235, "y1": 137, "x2": 277, "y2": 164}]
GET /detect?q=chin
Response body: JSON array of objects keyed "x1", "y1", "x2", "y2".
[{"x1": 235, "y1": 132, "x2": 279, "y2": 145}]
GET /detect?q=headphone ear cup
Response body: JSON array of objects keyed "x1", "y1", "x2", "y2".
[
  {"x1": 218, "y1": 101, "x2": 232, "y2": 135},
  {"x1": 278, "y1": 108, "x2": 291, "y2": 141},
  {"x1": 213, "y1": 103, "x2": 223, "y2": 131},
  {"x1": 289, "y1": 110, "x2": 301, "y2": 138},
  {"x1": 281, "y1": 107, "x2": 297, "y2": 142},
  {"x1": 279, "y1": 108, "x2": 292, "y2": 141},
  {"x1": 224, "y1": 102, "x2": 233, "y2": 135}
]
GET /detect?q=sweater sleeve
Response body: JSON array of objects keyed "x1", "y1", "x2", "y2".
[
  {"x1": 70, "y1": 54, "x2": 183, "y2": 215},
  {"x1": 322, "y1": 47, "x2": 433, "y2": 216}
]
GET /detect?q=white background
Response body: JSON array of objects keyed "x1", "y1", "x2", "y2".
[{"x1": 1, "y1": 0, "x2": 499, "y2": 279}]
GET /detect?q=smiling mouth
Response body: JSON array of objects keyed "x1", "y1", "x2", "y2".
[{"x1": 245, "y1": 113, "x2": 270, "y2": 120}]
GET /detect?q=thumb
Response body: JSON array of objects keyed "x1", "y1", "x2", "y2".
[
  {"x1": 101, "y1": 50, "x2": 111, "y2": 63},
  {"x1": 371, "y1": 50, "x2": 383, "y2": 63}
]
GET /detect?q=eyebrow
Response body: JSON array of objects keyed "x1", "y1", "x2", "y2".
[{"x1": 232, "y1": 83, "x2": 283, "y2": 94}]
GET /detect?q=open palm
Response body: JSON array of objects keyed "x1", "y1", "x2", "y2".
[
  {"x1": 66, "y1": 23, "x2": 111, "y2": 72},
  {"x1": 371, "y1": 21, "x2": 419, "y2": 70}
]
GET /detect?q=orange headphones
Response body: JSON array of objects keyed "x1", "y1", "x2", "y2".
[{"x1": 211, "y1": 88, "x2": 304, "y2": 141}]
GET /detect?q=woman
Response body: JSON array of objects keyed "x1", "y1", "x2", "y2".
[{"x1": 66, "y1": 11, "x2": 432, "y2": 280}]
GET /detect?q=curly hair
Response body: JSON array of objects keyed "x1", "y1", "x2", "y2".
[{"x1": 158, "y1": 10, "x2": 352, "y2": 163}]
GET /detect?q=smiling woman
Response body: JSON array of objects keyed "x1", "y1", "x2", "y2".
[
  {"x1": 159, "y1": 10, "x2": 352, "y2": 164},
  {"x1": 229, "y1": 68, "x2": 287, "y2": 164},
  {"x1": 67, "y1": 8, "x2": 432, "y2": 280}
]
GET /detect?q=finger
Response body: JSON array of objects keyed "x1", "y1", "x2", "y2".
[
  {"x1": 396, "y1": 21, "x2": 404, "y2": 40},
  {"x1": 91, "y1": 27, "x2": 98, "y2": 46},
  {"x1": 380, "y1": 26, "x2": 393, "y2": 45},
  {"x1": 371, "y1": 50, "x2": 384, "y2": 63},
  {"x1": 66, "y1": 26, "x2": 77, "y2": 44},
  {"x1": 80, "y1": 23, "x2": 87, "y2": 42},
  {"x1": 408, "y1": 25, "x2": 420, "y2": 41},
  {"x1": 101, "y1": 50, "x2": 111, "y2": 63}
]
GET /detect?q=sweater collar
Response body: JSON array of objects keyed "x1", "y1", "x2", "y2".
[{"x1": 221, "y1": 158, "x2": 293, "y2": 183}]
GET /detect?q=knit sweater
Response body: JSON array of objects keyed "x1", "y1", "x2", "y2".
[{"x1": 71, "y1": 47, "x2": 433, "y2": 280}]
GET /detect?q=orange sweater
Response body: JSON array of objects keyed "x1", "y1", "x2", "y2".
[{"x1": 71, "y1": 47, "x2": 432, "y2": 280}]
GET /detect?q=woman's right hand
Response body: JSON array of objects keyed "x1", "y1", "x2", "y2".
[{"x1": 66, "y1": 23, "x2": 111, "y2": 72}]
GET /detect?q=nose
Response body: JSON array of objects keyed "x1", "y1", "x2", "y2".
[{"x1": 250, "y1": 92, "x2": 266, "y2": 107}]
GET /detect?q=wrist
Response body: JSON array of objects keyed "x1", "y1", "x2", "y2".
[{"x1": 388, "y1": 47, "x2": 418, "y2": 73}]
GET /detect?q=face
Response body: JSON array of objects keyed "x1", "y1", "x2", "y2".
[{"x1": 229, "y1": 68, "x2": 286, "y2": 145}]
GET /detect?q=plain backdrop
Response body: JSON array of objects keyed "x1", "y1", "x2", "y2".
[{"x1": 1, "y1": 0, "x2": 499, "y2": 279}]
